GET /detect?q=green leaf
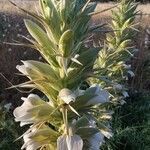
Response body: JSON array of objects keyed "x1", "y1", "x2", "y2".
[
  {"x1": 75, "y1": 116, "x2": 91, "y2": 128},
  {"x1": 72, "y1": 47, "x2": 100, "y2": 68},
  {"x1": 76, "y1": 127, "x2": 99, "y2": 138},
  {"x1": 72, "y1": 93, "x2": 95, "y2": 109},
  {"x1": 17, "y1": 61, "x2": 62, "y2": 101},
  {"x1": 24, "y1": 19, "x2": 55, "y2": 51},
  {"x1": 59, "y1": 30, "x2": 74, "y2": 57},
  {"x1": 39, "y1": 0, "x2": 61, "y2": 41},
  {"x1": 31, "y1": 127, "x2": 59, "y2": 142}
]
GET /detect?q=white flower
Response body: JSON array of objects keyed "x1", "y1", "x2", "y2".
[
  {"x1": 21, "y1": 133, "x2": 41, "y2": 150},
  {"x1": 86, "y1": 85, "x2": 110, "y2": 106},
  {"x1": 16, "y1": 61, "x2": 34, "y2": 76},
  {"x1": 58, "y1": 88, "x2": 76, "y2": 104},
  {"x1": 57, "y1": 134, "x2": 83, "y2": 150},
  {"x1": 13, "y1": 94, "x2": 55, "y2": 126},
  {"x1": 21, "y1": 125, "x2": 58, "y2": 150}
]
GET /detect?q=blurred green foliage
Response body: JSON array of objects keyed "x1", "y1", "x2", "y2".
[
  {"x1": 0, "y1": 102, "x2": 24, "y2": 150},
  {"x1": 101, "y1": 92, "x2": 150, "y2": 150}
]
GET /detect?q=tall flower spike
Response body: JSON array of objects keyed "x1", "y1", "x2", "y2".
[
  {"x1": 13, "y1": 94, "x2": 61, "y2": 127},
  {"x1": 91, "y1": 0, "x2": 138, "y2": 104},
  {"x1": 12, "y1": 0, "x2": 112, "y2": 149}
]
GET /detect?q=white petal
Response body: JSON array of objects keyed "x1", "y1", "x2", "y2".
[
  {"x1": 57, "y1": 135, "x2": 83, "y2": 150},
  {"x1": 14, "y1": 113, "x2": 34, "y2": 122},
  {"x1": 22, "y1": 60, "x2": 32, "y2": 68},
  {"x1": 21, "y1": 139, "x2": 41, "y2": 150},
  {"x1": 20, "y1": 121, "x2": 33, "y2": 127},
  {"x1": 71, "y1": 58, "x2": 83, "y2": 66},
  {"x1": 59, "y1": 88, "x2": 76, "y2": 104},
  {"x1": 57, "y1": 135, "x2": 68, "y2": 150},
  {"x1": 21, "y1": 134, "x2": 38, "y2": 150},
  {"x1": 13, "y1": 106, "x2": 29, "y2": 118},
  {"x1": 16, "y1": 64, "x2": 28, "y2": 75},
  {"x1": 28, "y1": 94, "x2": 41, "y2": 100},
  {"x1": 66, "y1": 135, "x2": 83, "y2": 150},
  {"x1": 13, "y1": 94, "x2": 50, "y2": 126},
  {"x1": 86, "y1": 88, "x2": 109, "y2": 105}
]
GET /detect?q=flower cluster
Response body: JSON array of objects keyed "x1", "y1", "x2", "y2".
[{"x1": 14, "y1": 84, "x2": 112, "y2": 149}]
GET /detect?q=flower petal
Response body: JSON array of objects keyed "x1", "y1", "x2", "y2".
[
  {"x1": 13, "y1": 94, "x2": 60, "y2": 126},
  {"x1": 57, "y1": 135, "x2": 68, "y2": 150},
  {"x1": 66, "y1": 135, "x2": 83, "y2": 150},
  {"x1": 86, "y1": 85, "x2": 109, "y2": 105},
  {"x1": 57, "y1": 135, "x2": 83, "y2": 150},
  {"x1": 58, "y1": 88, "x2": 76, "y2": 104}
]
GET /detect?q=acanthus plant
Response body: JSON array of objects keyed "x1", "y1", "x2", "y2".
[
  {"x1": 90, "y1": 0, "x2": 138, "y2": 106},
  {"x1": 10, "y1": 0, "x2": 113, "y2": 149}
]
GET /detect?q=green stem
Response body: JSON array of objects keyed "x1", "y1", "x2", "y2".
[
  {"x1": 65, "y1": 108, "x2": 69, "y2": 135},
  {"x1": 62, "y1": 105, "x2": 69, "y2": 135}
]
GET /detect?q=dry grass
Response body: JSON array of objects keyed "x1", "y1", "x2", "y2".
[
  {"x1": 1, "y1": 1, "x2": 150, "y2": 26},
  {"x1": 92, "y1": 3, "x2": 150, "y2": 27},
  {"x1": 0, "y1": 1, "x2": 37, "y2": 13}
]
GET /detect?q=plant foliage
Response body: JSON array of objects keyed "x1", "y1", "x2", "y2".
[
  {"x1": 90, "y1": 0, "x2": 138, "y2": 105},
  {"x1": 12, "y1": 0, "x2": 113, "y2": 149}
]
